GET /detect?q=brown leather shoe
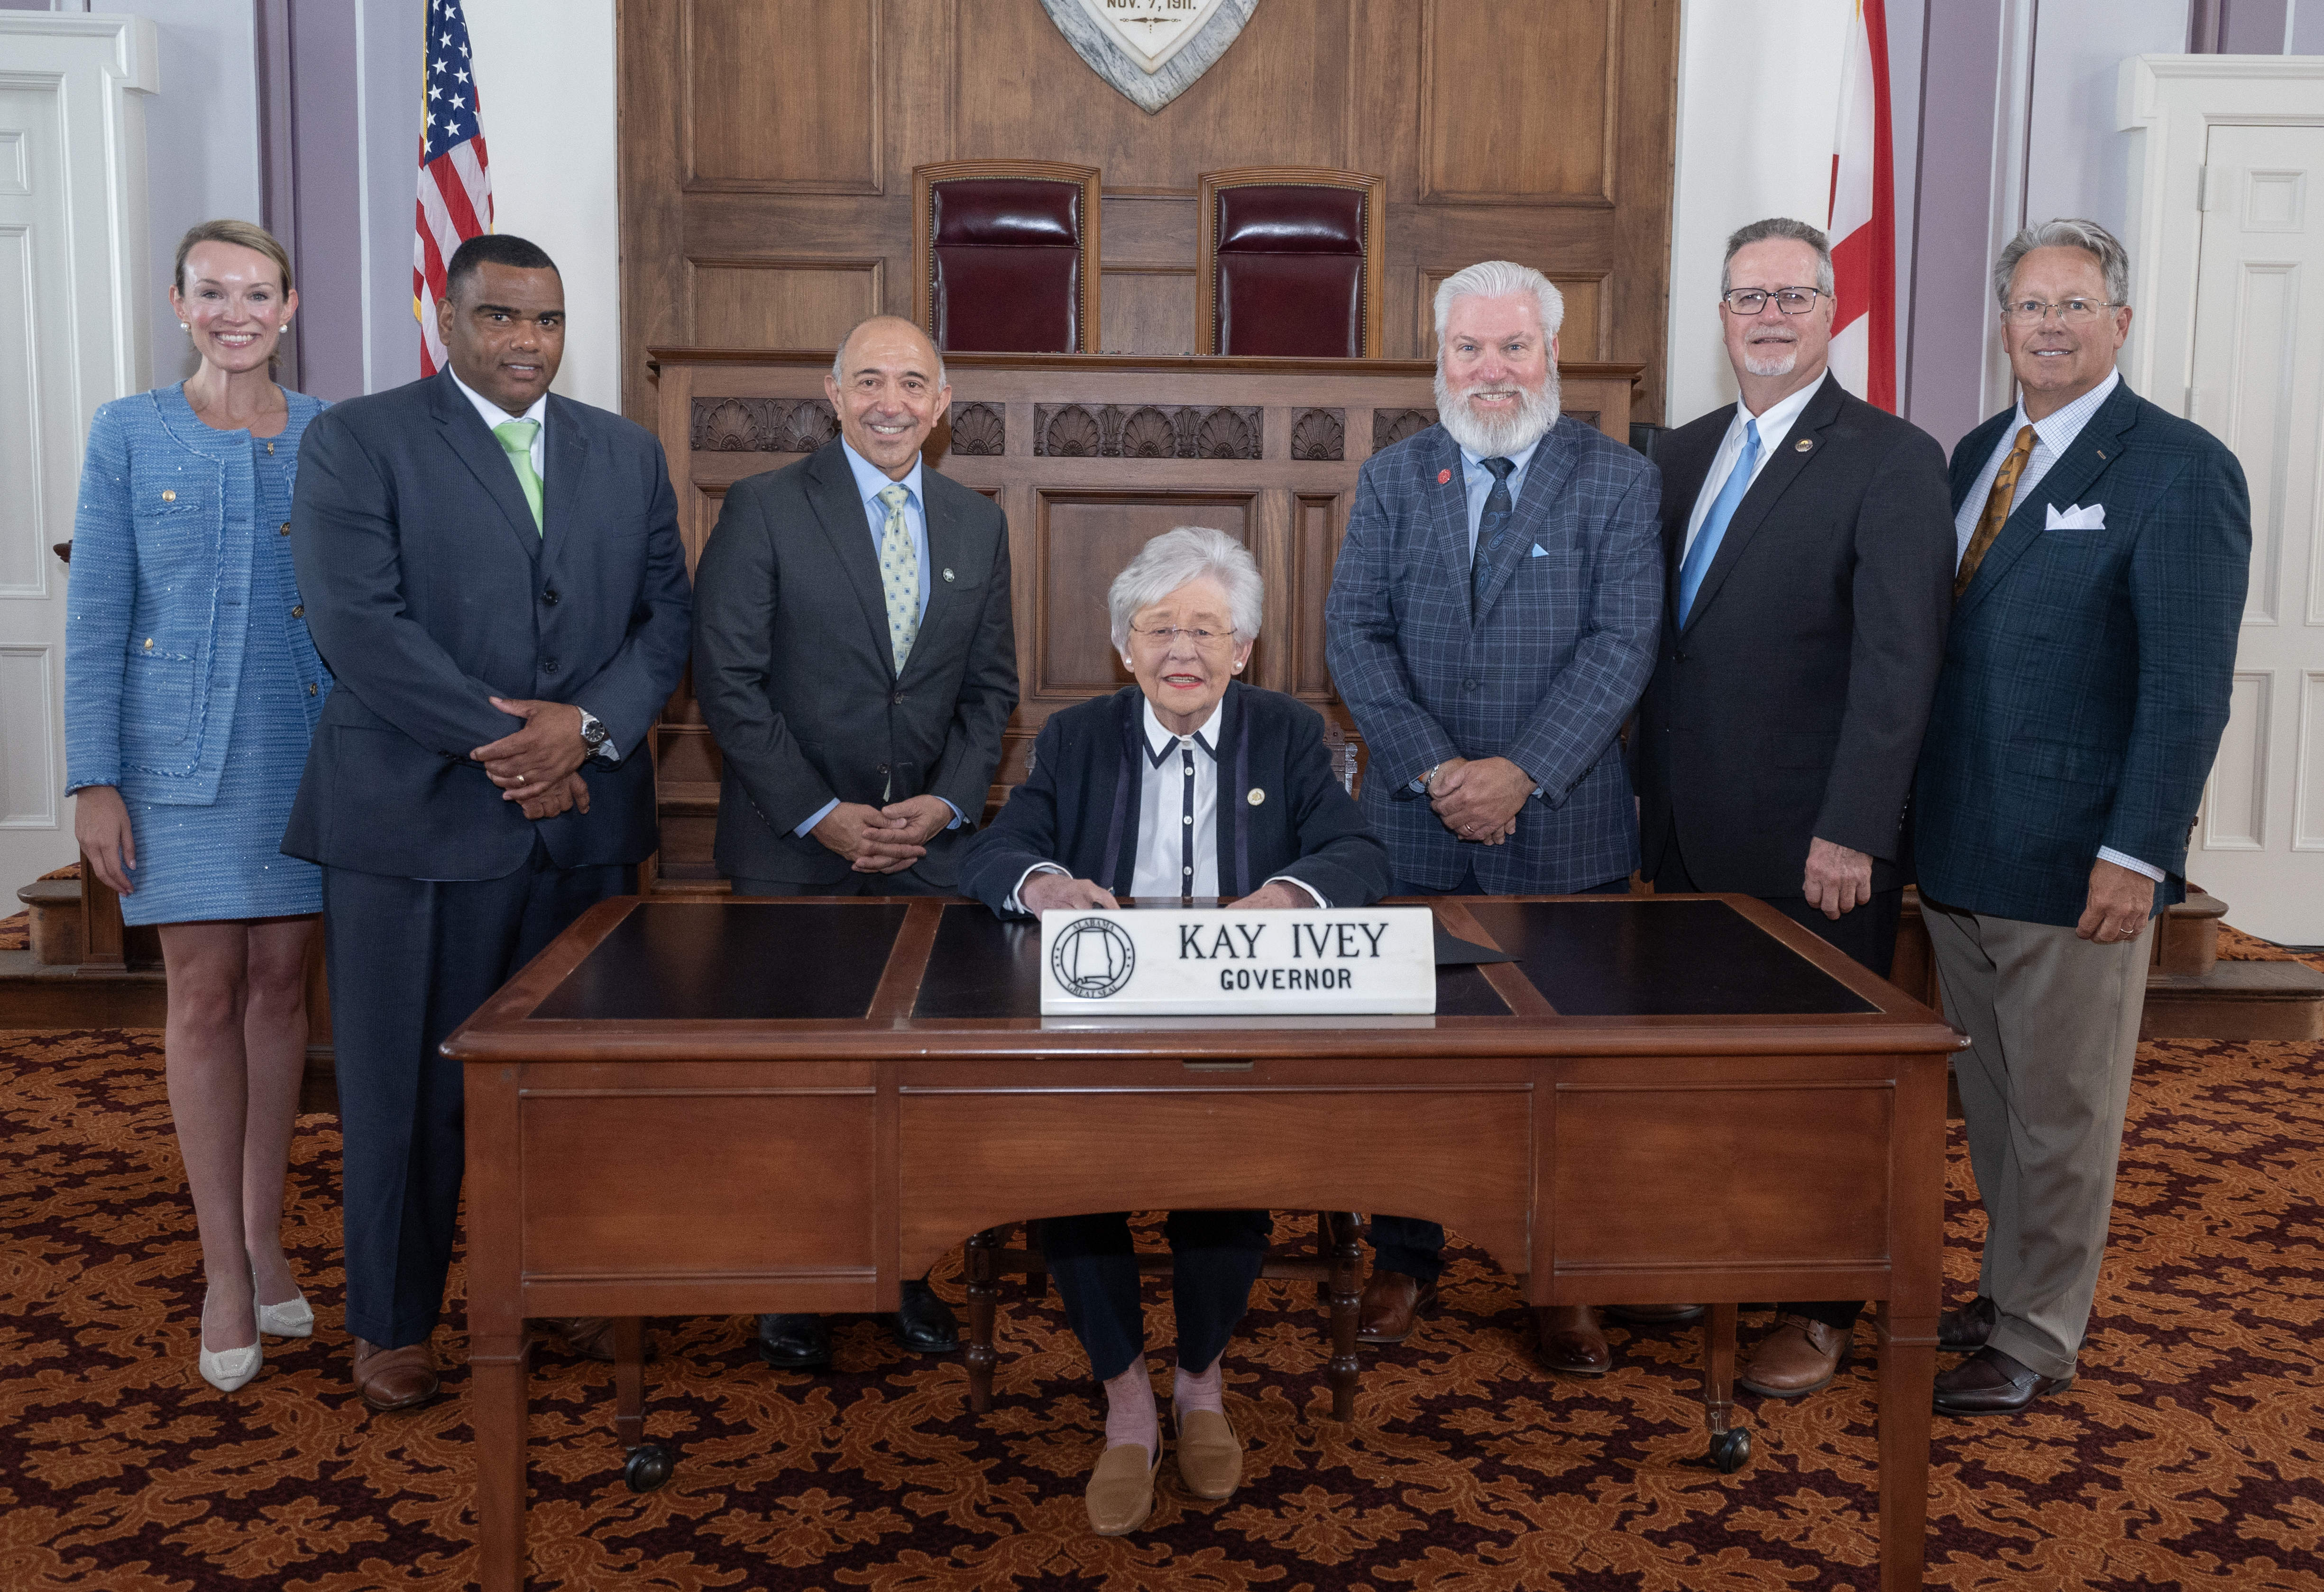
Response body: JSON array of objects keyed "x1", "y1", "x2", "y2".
[
  {"x1": 1357, "y1": 1271, "x2": 1437, "y2": 1345},
  {"x1": 528, "y1": 1316, "x2": 652, "y2": 1364},
  {"x1": 1534, "y1": 1305, "x2": 1611, "y2": 1376},
  {"x1": 1938, "y1": 1295, "x2": 1996, "y2": 1353},
  {"x1": 1084, "y1": 1441, "x2": 1161, "y2": 1535},
  {"x1": 352, "y1": 1338, "x2": 439, "y2": 1412},
  {"x1": 1737, "y1": 1313, "x2": 1851, "y2": 1398},
  {"x1": 1605, "y1": 1302, "x2": 1706, "y2": 1326}
]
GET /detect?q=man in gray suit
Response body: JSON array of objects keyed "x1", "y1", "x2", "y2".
[
  {"x1": 692, "y1": 313, "x2": 1018, "y2": 1367},
  {"x1": 1324, "y1": 259, "x2": 1663, "y2": 1372}
]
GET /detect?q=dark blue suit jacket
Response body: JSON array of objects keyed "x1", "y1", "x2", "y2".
[
  {"x1": 284, "y1": 372, "x2": 693, "y2": 879},
  {"x1": 1913, "y1": 380, "x2": 2249, "y2": 926},
  {"x1": 1323, "y1": 418, "x2": 1662, "y2": 892},
  {"x1": 955, "y1": 683, "x2": 1392, "y2": 917}
]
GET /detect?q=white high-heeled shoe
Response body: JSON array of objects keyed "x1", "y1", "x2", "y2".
[
  {"x1": 253, "y1": 1265, "x2": 313, "y2": 1338},
  {"x1": 200, "y1": 1338, "x2": 263, "y2": 1392},
  {"x1": 199, "y1": 1289, "x2": 263, "y2": 1392}
]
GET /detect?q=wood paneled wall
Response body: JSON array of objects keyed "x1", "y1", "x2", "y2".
[{"x1": 618, "y1": 0, "x2": 1679, "y2": 421}]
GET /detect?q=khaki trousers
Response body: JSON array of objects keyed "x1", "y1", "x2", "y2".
[{"x1": 1920, "y1": 894, "x2": 2151, "y2": 1381}]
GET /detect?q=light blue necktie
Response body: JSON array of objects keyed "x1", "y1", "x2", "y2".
[{"x1": 1676, "y1": 417, "x2": 1760, "y2": 626}]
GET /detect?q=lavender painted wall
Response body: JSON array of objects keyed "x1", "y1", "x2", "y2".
[
  {"x1": 359, "y1": 0, "x2": 425, "y2": 393},
  {"x1": 2217, "y1": 0, "x2": 2292, "y2": 52},
  {"x1": 2294, "y1": 1, "x2": 2324, "y2": 51},
  {"x1": 1902, "y1": 0, "x2": 2006, "y2": 452},
  {"x1": 284, "y1": 3, "x2": 364, "y2": 401}
]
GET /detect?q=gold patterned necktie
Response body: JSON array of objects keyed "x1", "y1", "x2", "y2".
[
  {"x1": 494, "y1": 419, "x2": 543, "y2": 535},
  {"x1": 1955, "y1": 424, "x2": 2035, "y2": 597},
  {"x1": 876, "y1": 482, "x2": 920, "y2": 675}
]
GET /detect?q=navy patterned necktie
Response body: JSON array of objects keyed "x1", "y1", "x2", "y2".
[{"x1": 1471, "y1": 456, "x2": 1517, "y2": 621}]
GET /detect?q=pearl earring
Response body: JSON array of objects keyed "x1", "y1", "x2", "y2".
[{"x1": 179, "y1": 322, "x2": 189, "y2": 331}]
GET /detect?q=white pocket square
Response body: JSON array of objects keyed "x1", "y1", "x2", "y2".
[
  {"x1": 2045, "y1": 502, "x2": 2106, "y2": 531},
  {"x1": 1530, "y1": 543, "x2": 1548, "y2": 557}
]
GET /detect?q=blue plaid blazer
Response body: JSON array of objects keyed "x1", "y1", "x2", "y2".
[
  {"x1": 1324, "y1": 417, "x2": 1662, "y2": 891},
  {"x1": 1913, "y1": 381, "x2": 2250, "y2": 926}
]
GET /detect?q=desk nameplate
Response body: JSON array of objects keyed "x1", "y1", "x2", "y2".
[{"x1": 1038, "y1": 906, "x2": 1435, "y2": 1016}]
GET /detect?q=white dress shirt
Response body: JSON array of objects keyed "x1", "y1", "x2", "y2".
[
  {"x1": 1679, "y1": 373, "x2": 1825, "y2": 562},
  {"x1": 1010, "y1": 696, "x2": 1327, "y2": 910},
  {"x1": 792, "y1": 440, "x2": 961, "y2": 839},
  {"x1": 450, "y1": 370, "x2": 547, "y2": 476},
  {"x1": 1952, "y1": 369, "x2": 2156, "y2": 883}
]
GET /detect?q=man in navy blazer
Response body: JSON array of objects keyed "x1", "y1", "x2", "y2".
[
  {"x1": 1915, "y1": 220, "x2": 2248, "y2": 1417},
  {"x1": 285, "y1": 236, "x2": 692, "y2": 1412},
  {"x1": 1324, "y1": 259, "x2": 1662, "y2": 1371}
]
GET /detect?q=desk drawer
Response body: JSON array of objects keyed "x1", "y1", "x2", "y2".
[
  {"x1": 517, "y1": 1088, "x2": 876, "y2": 1275},
  {"x1": 1550, "y1": 1079, "x2": 1892, "y2": 1271}
]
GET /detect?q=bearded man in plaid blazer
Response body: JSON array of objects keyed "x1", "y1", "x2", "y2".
[
  {"x1": 1324, "y1": 259, "x2": 1662, "y2": 1374},
  {"x1": 1916, "y1": 220, "x2": 2248, "y2": 1418}
]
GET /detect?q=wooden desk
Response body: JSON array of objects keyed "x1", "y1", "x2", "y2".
[{"x1": 445, "y1": 894, "x2": 1964, "y2": 1592}]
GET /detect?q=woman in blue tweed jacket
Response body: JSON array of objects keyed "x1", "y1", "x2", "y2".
[{"x1": 64, "y1": 221, "x2": 330, "y2": 1394}]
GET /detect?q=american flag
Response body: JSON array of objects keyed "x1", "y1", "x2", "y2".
[{"x1": 413, "y1": 0, "x2": 492, "y2": 377}]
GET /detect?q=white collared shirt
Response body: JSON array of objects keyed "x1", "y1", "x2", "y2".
[
  {"x1": 1009, "y1": 696, "x2": 1327, "y2": 911},
  {"x1": 1951, "y1": 368, "x2": 2120, "y2": 563},
  {"x1": 1679, "y1": 373, "x2": 1826, "y2": 561},
  {"x1": 1953, "y1": 368, "x2": 2155, "y2": 882},
  {"x1": 450, "y1": 369, "x2": 547, "y2": 477}
]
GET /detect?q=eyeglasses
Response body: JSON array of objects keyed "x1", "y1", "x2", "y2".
[
  {"x1": 1720, "y1": 287, "x2": 1825, "y2": 316},
  {"x1": 2002, "y1": 297, "x2": 2122, "y2": 326},
  {"x1": 1129, "y1": 623, "x2": 1236, "y2": 649}
]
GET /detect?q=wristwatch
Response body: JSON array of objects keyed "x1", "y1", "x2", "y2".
[{"x1": 576, "y1": 707, "x2": 611, "y2": 759}]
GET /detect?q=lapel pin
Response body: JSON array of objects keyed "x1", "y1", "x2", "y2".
[
  {"x1": 1795, "y1": 439, "x2": 1813, "y2": 452},
  {"x1": 1247, "y1": 787, "x2": 1265, "y2": 806},
  {"x1": 1438, "y1": 468, "x2": 1452, "y2": 484},
  {"x1": 2095, "y1": 449, "x2": 2106, "y2": 460},
  {"x1": 942, "y1": 567, "x2": 955, "y2": 582}
]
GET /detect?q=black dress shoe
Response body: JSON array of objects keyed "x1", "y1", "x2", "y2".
[
  {"x1": 1931, "y1": 1345, "x2": 2073, "y2": 1416},
  {"x1": 754, "y1": 1312, "x2": 833, "y2": 1371},
  {"x1": 1938, "y1": 1294, "x2": 1997, "y2": 1352},
  {"x1": 893, "y1": 1278, "x2": 959, "y2": 1354}
]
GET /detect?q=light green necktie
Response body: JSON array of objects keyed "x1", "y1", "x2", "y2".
[
  {"x1": 876, "y1": 482, "x2": 919, "y2": 674},
  {"x1": 494, "y1": 419, "x2": 543, "y2": 535}
]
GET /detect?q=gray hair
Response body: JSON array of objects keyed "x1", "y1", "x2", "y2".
[
  {"x1": 1432, "y1": 259, "x2": 1565, "y2": 348},
  {"x1": 1993, "y1": 219, "x2": 2131, "y2": 309},
  {"x1": 1720, "y1": 217, "x2": 1835, "y2": 296},
  {"x1": 1107, "y1": 527, "x2": 1263, "y2": 655},
  {"x1": 828, "y1": 314, "x2": 947, "y2": 389}
]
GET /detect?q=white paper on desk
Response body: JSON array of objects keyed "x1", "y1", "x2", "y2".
[
  {"x1": 2045, "y1": 502, "x2": 2106, "y2": 531},
  {"x1": 1037, "y1": 906, "x2": 1437, "y2": 1016}
]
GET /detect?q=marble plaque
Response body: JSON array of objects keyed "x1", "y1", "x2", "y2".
[{"x1": 1040, "y1": 0, "x2": 1259, "y2": 114}]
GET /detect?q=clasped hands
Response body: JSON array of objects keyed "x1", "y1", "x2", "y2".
[
  {"x1": 1426, "y1": 756, "x2": 1528, "y2": 845},
  {"x1": 473, "y1": 697, "x2": 590, "y2": 821},
  {"x1": 1018, "y1": 872, "x2": 1309, "y2": 913},
  {"x1": 816, "y1": 794, "x2": 955, "y2": 874}
]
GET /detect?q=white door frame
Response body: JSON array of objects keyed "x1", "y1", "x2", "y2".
[
  {"x1": 0, "y1": 15, "x2": 156, "y2": 889},
  {"x1": 2118, "y1": 54, "x2": 2324, "y2": 407}
]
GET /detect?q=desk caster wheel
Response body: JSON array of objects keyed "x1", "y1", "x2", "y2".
[
  {"x1": 623, "y1": 1443, "x2": 673, "y2": 1492},
  {"x1": 1707, "y1": 1427, "x2": 1751, "y2": 1473}
]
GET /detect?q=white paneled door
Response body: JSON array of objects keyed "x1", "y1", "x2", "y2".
[
  {"x1": 2189, "y1": 123, "x2": 2324, "y2": 944},
  {"x1": 0, "y1": 18, "x2": 156, "y2": 895}
]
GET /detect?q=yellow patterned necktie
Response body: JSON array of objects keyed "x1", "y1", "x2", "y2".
[
  {"x1": 1955, "y1": 424, "x2": 2035, "y2": 597},
  {"x1": 877, "y1": 482, "x2": 919, "y2": 675},
  {"x1": 494, "y1": 419, "x2": 543, "y2": 535}
]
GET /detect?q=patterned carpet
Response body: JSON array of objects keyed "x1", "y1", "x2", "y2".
[{"x1": 3, "y1": 1025, "x2": 2320, "y2": 1592}]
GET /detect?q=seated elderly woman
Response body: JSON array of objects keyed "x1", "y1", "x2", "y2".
[{"x1": 956, "y1": 526, "x2": 1391, "y2": 1534}]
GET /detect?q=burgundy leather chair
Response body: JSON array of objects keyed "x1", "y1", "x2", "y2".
[
  {"x1": 1197, "y1": 167, "x2": 1385, "y2": 358},
  {"x1": 912, "y1": 160, "x2": 1101, "y2": 354}
]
